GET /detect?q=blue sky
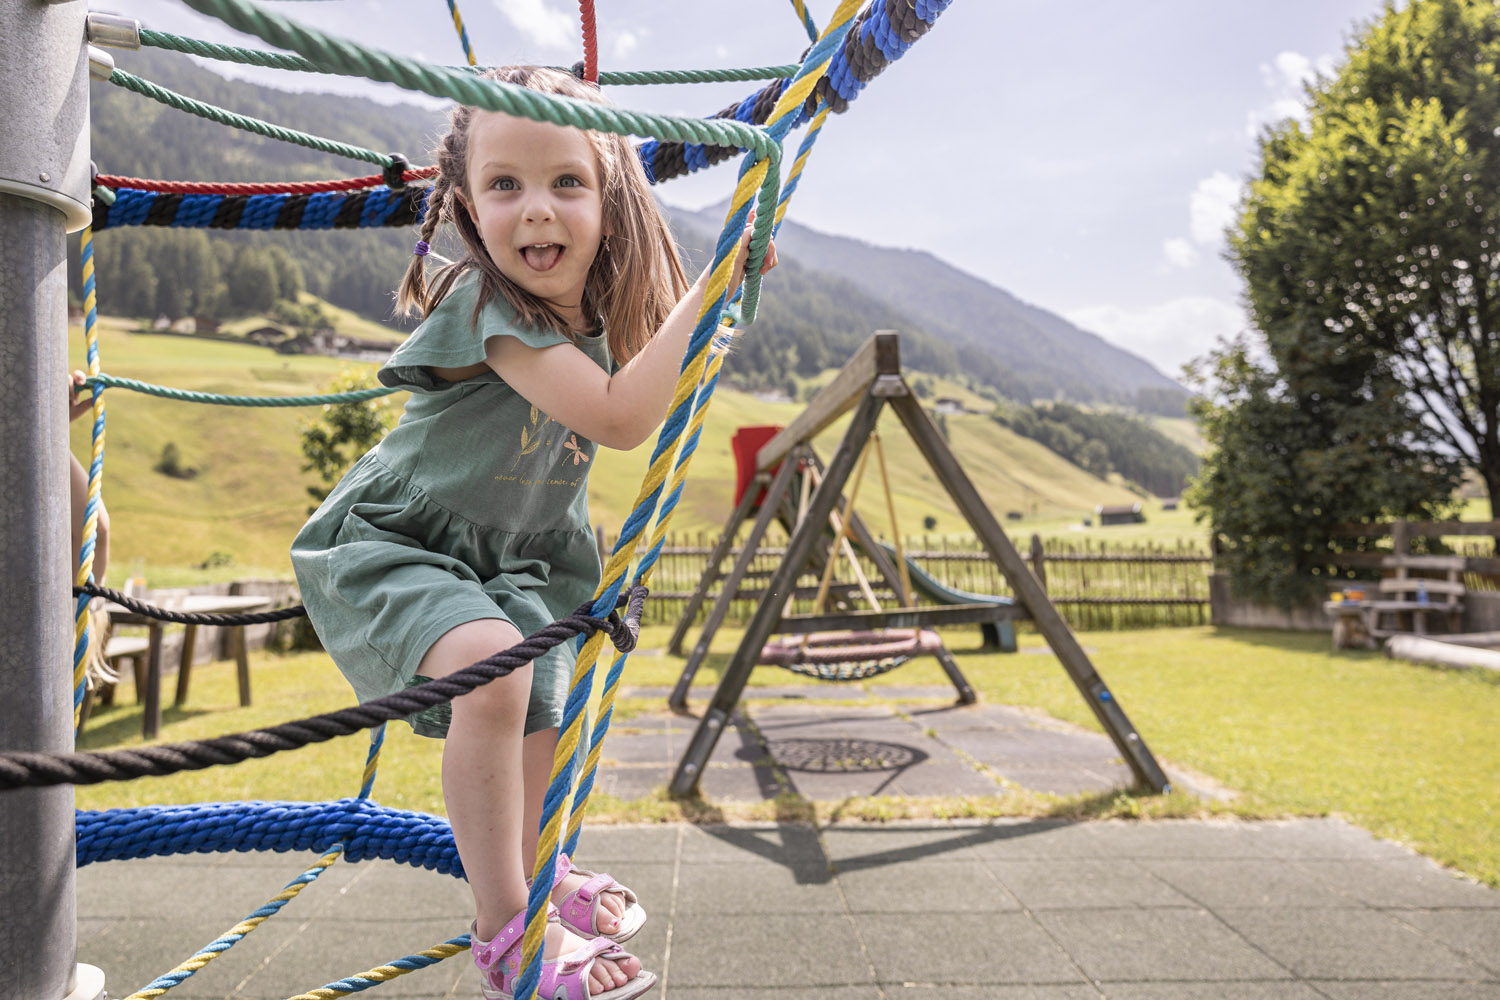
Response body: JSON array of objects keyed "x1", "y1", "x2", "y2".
[{"x1": 105, "y1": 0, "x2": 1387, "y2": 382}]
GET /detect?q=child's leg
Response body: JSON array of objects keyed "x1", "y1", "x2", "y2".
[
  {"x1": 419, "y1": 622, "x2": 638, "y2": 995},
  {"x1": 522, "y1": 730, "x2": 630, "y2": 934}
]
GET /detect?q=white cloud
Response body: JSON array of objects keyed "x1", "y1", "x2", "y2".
[
  {"x1": 613, "y1": 30, "x2": 639, "y2": 59},
  {"x1": 1245, "y1": 49, "x2": 1336, "y2": 138},
  {"x1": 1189, "y1": 171, "x2": 1242, "y2": 246},
  {"x1": 1065, "y1": 297, "x2": 1246, "y2": 379},
  {"x1": 492, "y1": 0, "x2": 576, "y2": 51},
  {"x1": 1163, "y1": 238, "x2": 1198, "y2": 269}
]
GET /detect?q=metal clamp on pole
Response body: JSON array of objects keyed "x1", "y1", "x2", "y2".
[
  {"x1": 85, "y1": 12, "x2": 141, "y2": 49},
  {"x1": 0, "y1": 0, "x2": 92, "y2": 232}
]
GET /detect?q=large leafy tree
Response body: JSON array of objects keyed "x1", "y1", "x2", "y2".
[
  {"x1": 1197, "y1": 0, "x2": 1489, "y2": 603},
  {"x1": 1234, "y1": 0, "x2": 1500, "y2": 499}
]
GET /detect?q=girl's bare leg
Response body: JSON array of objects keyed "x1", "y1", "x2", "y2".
[
  {"x1": 522, "y1": 729, "x2": 629, "y2": 935},
  {"x1": 418, "y1": 621, "x2": 637, "y2": 995}
]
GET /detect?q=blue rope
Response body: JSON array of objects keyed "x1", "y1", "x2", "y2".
[
  {"x1": 93, "y1": 185, "x2": 428, "y2": 231},
  {"x1": 77, "y1": 799, "x2": 465, "y2": 874}
]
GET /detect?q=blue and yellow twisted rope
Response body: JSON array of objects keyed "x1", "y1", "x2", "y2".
[
  {"x1": 72, "y1": 226, "x2": 106, "y2": 726},
  {"x1": 520, "y1": 6, "x2": 864, "y2": 997}
]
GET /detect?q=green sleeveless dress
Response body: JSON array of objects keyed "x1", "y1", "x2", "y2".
[{"x1": 290, "y1": 273, "x2": 610, "y2": 737}]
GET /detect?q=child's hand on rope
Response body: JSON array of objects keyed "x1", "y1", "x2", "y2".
[
  {"x1": 68, "y1": 370, "x2": 94, "y2": 422},
  {"x1": 726, "y1": 208, "x2": 778, "y2": 296}
]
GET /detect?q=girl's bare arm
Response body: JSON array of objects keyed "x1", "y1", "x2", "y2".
[{"x1": 486, "y1": 225, "x2": 776, "y2": 451}]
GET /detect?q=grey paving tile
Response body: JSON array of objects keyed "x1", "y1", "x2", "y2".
[
  {"x1": 944, "y1": 725, "x2": 1122, "y2": 765},
  {"x1": 590, "y1": 765, "x2": 672, "y2": 800},
  {"x1": 676, "y1": 822, "x2": 828, "y2": 865},
  {"x1": 80, "y1": 909, "x2": 308, "y2": 1000},
  {"x1": 1138, "y1": 858, "x2": 1358, "y2": 909},
  {"x1": 667, "y1": 988, "x2": 884, "y2": 1000},
  {"x1": 1099, "y1": 984, "x2": 1325, "y2": 999},
  {"x1": 965, "y1": 820, "x2": 1116, "y2": 860},
  {"x1": 608, "y1": 712, "x2": 696, "y2": 731},
  {"x1": 1035, "y1": 908, "x2": 1294, "y2": 982},
  {"x1": 665, "y1": 913, "x2": 874, "y2": 987},
  {"x1": 566, "y1": 824, "x2": 680, "y2": 864},
  {"x1": 1313, "y1": 982, "x2": 1500, "y2": 999},
  {"x1": 821, "y1": 822, "x2": 989, "y2": 869},
  {"x1": 890, "y1": 761, "x2": 1008, "y2": 796},
  {"x1": 837, "y1": 858, "x2": 1021, "y2": 912},
  {"x1": 675, "y1": 861, "x2": 842, "y2": 913},
  {"x1": 1218, "y1": 906, "x2": 1492, "y2": 980},
  {"x1": 77, "y1": 855, "x2": 360, "y2": 921},
  {"x1": 780, "y1": 768, "x2": 907, "y2": 800},
  {"x1": 1297, "y1": 859, "x2": 1500, "y2": 909},
  {"x1": 333, "y1": 859, "x2": 472, "y2": 920},
  {"x1": 595, "y1": 732, "x2": 676, "y2": 764},
  {"x1": 1087, "y1": 818, "x2": 1411, "y2": 861},
  {"x1": 993, "y1": 762, "x2": 1129, "y2": 795},
  {"x1": 987, "y1": 859, "x2": 1198, "y2": 910},
  {"x1": 857, "y1": 911, "x2": 1087, "y2": 984},
  {"x1": 868, "y1": 685, "x2": 967, "y2": 701},
  {"x1": 1393, "y1": 908, "x2": 1500, "y2": 977},
  {"x1": 707, "y1": 724, "x2": 767, "y2": 767},
  {"x1": 696, "y1": 762, "x2": 785, "y2": 801},
  {"x1": 882, "y1": 988, "x2": 1100, "y2": 999},
  {"x1": 240, "y1": 916, "x2": 470, "y2": 998}
]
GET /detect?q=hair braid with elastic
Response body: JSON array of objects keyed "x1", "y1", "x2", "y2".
[{"x1": 391, "y1": 67, "x2": 687, "y2": 360}]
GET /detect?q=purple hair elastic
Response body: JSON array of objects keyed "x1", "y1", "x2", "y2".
[{"x1": 413, "y1": 240, "x2": 430, "y2": 257}]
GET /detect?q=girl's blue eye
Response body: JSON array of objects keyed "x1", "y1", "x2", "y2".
[
  {"x1": 493, "y1": 177, "x2": 517, "y2": 191},
  {"x1": 557, "y1": 175, "x2": 582, "y2": 188}
]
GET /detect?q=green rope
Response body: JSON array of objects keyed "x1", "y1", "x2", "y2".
[
  {"x1": 108, "y1": 68, "x2": 393, "y2": 168},
  {"x1": 591, "y1": 65, "x2": 800, "y2": 85},
  {"x1": 86, "y1": 373, "x2": 401, "y2": 407},
  {"x1": 180, "y1": 0, "x2": 781, "y2": 318},
  {"x1": 179, "y1": 0, "x2": 779, "y2": 157},
  {"x1": 139, "y1": 28, "x2": 798, "y2": 86},
  {"x1": 140, "y1": 28, "x2": 322, "y2": 73}
]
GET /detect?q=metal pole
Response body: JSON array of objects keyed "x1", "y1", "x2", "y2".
[{"x1": 0, "y1": 2, "x2": 100, "y2": 1000}]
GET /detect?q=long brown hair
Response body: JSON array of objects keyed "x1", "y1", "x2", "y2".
[{"x1": 395, "y1": 66, "x2": 688, "y2": 363}]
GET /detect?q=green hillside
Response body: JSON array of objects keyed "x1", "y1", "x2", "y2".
[{"x1": 70, "y1": 323, "x2": 1174, "y2": 586}]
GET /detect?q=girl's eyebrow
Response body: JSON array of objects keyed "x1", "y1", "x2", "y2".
[{"x1": 476, "y1": 159, "x2": 593, "y2": 174}]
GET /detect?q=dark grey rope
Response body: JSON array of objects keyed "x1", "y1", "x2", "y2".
[{"x1": 3, "y1": 586, "x2": 646, "y2": 790}]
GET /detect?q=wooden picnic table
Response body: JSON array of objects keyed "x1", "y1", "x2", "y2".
[{"x1": 106, "y1": 593, "x2": 272, "y2": 739}]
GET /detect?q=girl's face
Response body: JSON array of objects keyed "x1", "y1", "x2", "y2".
[{"x1": 460, "y1": 110, "x2": 605, "y2": 330}]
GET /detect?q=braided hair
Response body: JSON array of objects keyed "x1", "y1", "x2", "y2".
[{"x1": 395, "y1": 67, "x2": 687, "y2": 364}]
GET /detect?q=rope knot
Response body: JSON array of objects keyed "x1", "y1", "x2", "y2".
[
  {"x1": 383, "y1": 153, "x2": 411, "y2": 190},
  {"x1": 572, "y1": 584, "x2": 648, "y2": 653}
]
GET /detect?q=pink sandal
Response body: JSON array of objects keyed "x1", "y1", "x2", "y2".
[
  {"x1": 471, "y1": 905, "x2": 657, "y2": 1000},
  {"x1": 538, "y1": 853, "x2": 647, "y2": 943}
]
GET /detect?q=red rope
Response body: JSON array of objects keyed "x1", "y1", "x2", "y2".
[
  {"x1": 579, "y1": 0, "x2": 598, "y2": 83},
  {"x1": 94, "y1": 167, "x2": 439, "y2": 195}
]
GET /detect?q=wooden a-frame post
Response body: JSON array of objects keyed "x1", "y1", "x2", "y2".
[{"x1": 667, "y1": 332, "x2": 1170, "y2": 798}]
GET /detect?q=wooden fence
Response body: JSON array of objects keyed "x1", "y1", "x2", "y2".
[{"x1": 602, "y1": 531, "x2": 1214, "y2": 632}]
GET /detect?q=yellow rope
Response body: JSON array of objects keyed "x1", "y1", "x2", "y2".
[
  {"x1": 283, "y1": 940, "x2": 472, "y2": 1000},
  {"x1": 72, "y1": 226, "x2": 106, "y2": 728},
  {"x1": 123, "y1": 848, "x2": 344, "y2": 1000}
]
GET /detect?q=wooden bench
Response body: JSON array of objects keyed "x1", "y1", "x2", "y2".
[
  {"x1": 1326, "y1": 555, "x2": 1466, "y2": 649},
  {"x1": 76, "y1": 635, "x2": 150, "y2": 731}
]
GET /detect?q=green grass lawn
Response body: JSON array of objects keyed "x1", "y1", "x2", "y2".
[
  {"x1": 70, "y1": 317, "x2": 1206, "y2": 590},
  {"x1": 76, "y1": 624, "x2": 1500, "y2": 888}
]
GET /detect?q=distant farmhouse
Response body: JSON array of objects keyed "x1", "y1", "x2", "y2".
[
  {"x1": 1096, "y1": 502, "x2": 1145, "y2": 526},
  {"x1": 932, "y1": 396, "x2": 976, "y2": 416}
]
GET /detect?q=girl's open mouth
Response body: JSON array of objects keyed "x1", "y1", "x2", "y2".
[{"x1": 521, "y1": 243, "x2": 564, "y2": 271}]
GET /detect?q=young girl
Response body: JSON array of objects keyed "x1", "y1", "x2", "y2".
[{"x1": 290, "y1": 67, "x2": 774, "y2": 1000}]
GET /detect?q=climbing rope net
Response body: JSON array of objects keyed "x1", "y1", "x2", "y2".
[{"x1": 28, "y1": 1, "x2": 955, "y2": 997}]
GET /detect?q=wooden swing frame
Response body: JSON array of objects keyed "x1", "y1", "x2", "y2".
[{"x1": 665, "y1": 332, "x2": 1171, "y2": 798}]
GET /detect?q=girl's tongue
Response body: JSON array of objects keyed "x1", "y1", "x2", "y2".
[{"x1": 522, "y1": 244, "x2": 563, "y2": 271}]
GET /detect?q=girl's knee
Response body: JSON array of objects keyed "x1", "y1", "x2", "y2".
[{"x1": 418, "y1": 619, "x2": 530, "y2": 722}]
